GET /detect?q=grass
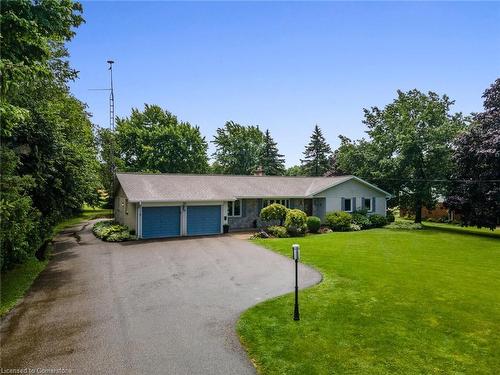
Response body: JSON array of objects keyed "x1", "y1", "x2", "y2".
[
  {"x1": 422, "y1": 221, "x2": 500, "y2": 238},
  {"x1": 238, "y1": 228, "x2": 500, "y2": 374},
  {"x1": 1, "y1": 206, "x2": 112, "y2": 317}
]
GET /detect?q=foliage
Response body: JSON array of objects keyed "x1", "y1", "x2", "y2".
[
  {"x1": 334, "y1": 90, "x2": 466, "y2": 223},
  {"x1": 242, "y1": 229, "x2": 500, "y2": 374},
  {"x1": 301, "y1": 125, "x2": 332, "y2": 176},
  {"x1": 306, "y1": 216, "x2": 321, "y2": 233},
  {"x1": 96, "y1": 128, "x2": 125, "y2": 206},
  {"x1": 212, "y1": 121, "x2": 264, "y2": 174},
  {"x1": 260, "y1": 203, "x2": 288, "y2": 225},
  {"x1": 369, "y1": 214, "x2": 388, "y2": 228},
  {"x1": 284, "y1": 209, "x2": 308, "y2": 236},
  {"x1": 285, "y1": 165, "x2": 304, "y2": 176},
  {"x1": 386, "y1": 209, "x2": 396, "y2": 223},
  {"x1": 115, "y1": 104, "x2": 209, "y2": 174},
  {"x1": 266, "y1": 226, "x2": 289, "y2": 238},
  {"x1": 325, "y1": 211, "x2": 352, "y2": 231},
  {"x1": 350, "y1": 223, "x2": 362, "y2": 231},
  {"x1": 92, "y1": 221, "x2": 131, "y2": 242},
  {"x1": 445, "y1": 79, "x2": 500, "y2": 230},
  {"x1": 0, "y1": 0, "x2": 101, "y2": 270},
  {"x1": 351, "y1": 211, "x2": 371, "y2": 229},
  {"x1": 385, "y1": 221, "x2": 424, "y2": 230},
  {"x1": 259, "y1": 129, "x2": 285, "y2": 175}
]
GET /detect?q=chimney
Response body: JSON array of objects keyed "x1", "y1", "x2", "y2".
[{"x1": 254, "y1": 166, "x2": 264, "y2": 176}]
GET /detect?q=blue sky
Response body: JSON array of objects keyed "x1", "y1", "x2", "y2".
[{"x1": 69, "y1": 1, "x2": 500, "y2": 167}]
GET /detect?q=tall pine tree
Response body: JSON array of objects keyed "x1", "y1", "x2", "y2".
[
  {"x1": 301, "y1": 125, "x2": 332, "y2": 176},
  {"x1": 259, "y1": 129, "x2": 285, "y2": 175}
]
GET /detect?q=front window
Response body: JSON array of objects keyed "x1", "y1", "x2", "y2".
[
  {"x1": 263, "y1": 199, "x2": 290, "y2": 208},
  {"x1": 343, "y1": 198, "x2": 352, "y2": 212},
  {"x1": 228, "y1": 200, "x2": 242, "y2": 217},
  {"x1": 363, "y1": 198, "x2": 372, "y2": 211}
]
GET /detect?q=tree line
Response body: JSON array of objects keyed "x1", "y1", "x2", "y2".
[{"x1": 101, "y1": 82, "x2": 499, "y2": 230}]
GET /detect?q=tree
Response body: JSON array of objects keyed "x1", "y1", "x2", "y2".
[
  {"x1": 259, "y1": 129, "x2": 285, "y2": 175},
  {"x1": 301, "y1": 125, "x2": 332, "y2": 176},
  {"x1": 445, "y1": 79, "x2": 500, "y2": 229},
  {"x1": 115, "y1": 105, "x2": 209, "y2": 173},
  {"x1": 212, "y1": 121, "x2": 264, "y2": 175},
  {"x1": 334, "y1": 90, "x2": 466, "y2": 223},
  {"x1": 1, "y1": 0, "x2": 100, "y2": 270},
  {"x1": 285, "y1": 165, "x2": 305, "y2": 176},
  {"x1": 96, "y1": 127, "x2": 124, "y2": 205}
]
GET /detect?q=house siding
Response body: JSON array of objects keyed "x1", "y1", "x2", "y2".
[
  {"x1": 114, "y1": 186, "x2": 137, "y2": 232},
  {"x1": 228, "y1": 199, "x2": 260, "y2": 229},
  {"x1": 315, "y1": 179, "x2": 387, "y2": 216}
]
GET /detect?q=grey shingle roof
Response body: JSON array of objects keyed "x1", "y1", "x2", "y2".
[{"x1": 116, "y1": 173, "x2": 377, "y2": 202}]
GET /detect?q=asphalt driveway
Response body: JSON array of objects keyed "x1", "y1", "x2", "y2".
[{"x1": 0, "y1": 221, "x2": 321, "y2": 374}]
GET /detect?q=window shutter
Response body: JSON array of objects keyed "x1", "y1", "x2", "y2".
[
  {"x1": 372, "y1": 197, "x2": 376, "y2": 212},
  {"x1": 242, "y1": 200, "x2": 246, "y2": 217},
  {"x1": 361, "y1": 197, "x2": 365, "y2": 210},
  {"x1": 341, "y1": 197, "x2": 345, "y2": 211},
  {"x1": 352, "y1": 197, "x2": 356, "y2": 211}
]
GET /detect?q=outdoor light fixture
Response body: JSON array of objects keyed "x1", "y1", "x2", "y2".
[{"x1": 292, "y1": 244, "x2": 300, "y2": 321}]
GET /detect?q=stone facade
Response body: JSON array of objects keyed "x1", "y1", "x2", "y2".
[{"x1": 228, "y1": 199, "x2": 260, "y2": 230}]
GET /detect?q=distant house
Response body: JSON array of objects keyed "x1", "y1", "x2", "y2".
[{"x1": 114, "y1": 173, "x2": 391, "y2": 239}]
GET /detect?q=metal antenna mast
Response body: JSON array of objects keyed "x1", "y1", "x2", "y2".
[{"x1": 107, "y1": 60, "x2": 115, "y2": 193}]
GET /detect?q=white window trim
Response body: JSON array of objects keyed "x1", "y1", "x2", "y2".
[
  {"x1": 228, "y1": 199, "x2": 242, "y2": 217},
  {"x1": 263, "y1": 199, "x2": 290, "y2": 208},
  {"x1": 343, "y1": 198, "x2": 353, "y2": 212}
]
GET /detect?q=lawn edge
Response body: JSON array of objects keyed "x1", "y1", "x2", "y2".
[
  {"x1": 0, "y1": 209, "x2": 110, "y2": 319},
  {"x1": 235, "y1": 240, "x2": 324, "y2": 374}
]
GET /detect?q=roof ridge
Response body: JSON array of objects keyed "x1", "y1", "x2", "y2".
[{"x1": 116, "y1": 172, "x2": 351, "y2": 179}]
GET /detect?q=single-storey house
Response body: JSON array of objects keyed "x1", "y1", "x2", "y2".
[{"x1": 114, "y1": 173, "x2": 391, "y2": 239}]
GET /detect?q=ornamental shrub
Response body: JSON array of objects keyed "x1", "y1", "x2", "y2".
[
  {"x1": 93, "y1": 221, "x2": 131, "y2": 242},
  {"x1": 386, "y1": 210, "x2": 396, "y2": 223},
  {"x1": 369, "y1": 214, "x2": 388, "y2": 228},
  {"x1": 325, "y1": 211, "x2": 352, "y2": 231},
  {"x1": 385, "y1": 221, "x2": 423, "y2": 230},
  {"x1": 306, "y1": 216, "x2": 321, "y2": 233},
  {"x1": 266, "y1": 225, "x2": 289, "y2": 238},
  {"x1": 284, "y1": 209, "x2": 307, "y2": 237},
  {"x1": 351, "y1": 211, "x2": 371, "y2": 229},
  {"x1": 260, "y1": 203, "x2": 288, "y2": 225}
]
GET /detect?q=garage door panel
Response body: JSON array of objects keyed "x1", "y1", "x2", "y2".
[
  {"x1": 187, "y1": 206, "x2": 221, "y2": 236},
  {"x1": 142, "y1": 206, "x2": 180, "y2": 238}
]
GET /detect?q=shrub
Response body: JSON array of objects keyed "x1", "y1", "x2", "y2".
[
  {"x1": 350, "y1": 223, "x2": 362, "y2": 231},
  {"x1": 369, "y1": 214, "x2": 388, "y2": 228},
  {"x1": 285, "y1": 209, "x2": 307, "y2": 236},
  {"x1": 351, "y1": 211, "x2": 371, "y2": 229},
  {"x1": 250, "y1": 230, "x2": 270, "y2": 239},
  {"x1": 93, "y1": 221, "x2": 131, "y2": 242},
  {"x1": 260, "y1": 203, "x2": 288, "y2": 225},
  {"x1": 306, "y1": 216, "x2": 321, "y2": 233},
  {"x1": 325, "y1": 211, "x2": 352, "y2": 231},
  {"x1": 385, "y1": 221, "x2": 424, "y2": 230},
  {"x1": 386, "y1": 210, "x2": 396, "y2": 223},
  {"x1": 267, "y1": 225, "x2": 289, "y2": 238}
]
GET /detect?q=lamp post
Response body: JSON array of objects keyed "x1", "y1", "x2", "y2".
[{"x1": 292, "y1": 244, "x2": 300, "y2": 321}]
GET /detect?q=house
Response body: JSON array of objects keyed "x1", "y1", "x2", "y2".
[{"x1": 114, "y1": 173, "x2": 391, "y2": 239}]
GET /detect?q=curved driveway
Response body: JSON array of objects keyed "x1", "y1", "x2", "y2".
[{"x1": 1, "y1": 221, "x2": 320, "y2": 374}]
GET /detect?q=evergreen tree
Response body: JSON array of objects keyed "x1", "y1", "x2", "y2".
[
  {"x1": 259, "y1": 129, "x2": 285, "y2": 175},
  {"x1": 301, "y1": 125, "x2": 332, "y2": 176}
]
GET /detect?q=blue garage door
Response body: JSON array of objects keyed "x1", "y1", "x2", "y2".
[
  {"x1": 187, "y1": 205, "x2": 221, "y2": 236},
  {"x1": 142, "y1": 206, "x2": 181, "y2": 239}
]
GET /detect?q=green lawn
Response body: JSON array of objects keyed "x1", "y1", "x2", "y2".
[
  {"x1": 422, "y1": 221, "x2": 500, "y2": 238},
  {"x1": 1, "y1": 206, "x2": 112, "y2": 317},
  {"x1": 238, "y1": 228, "x2": 500, "y2": 374}
]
